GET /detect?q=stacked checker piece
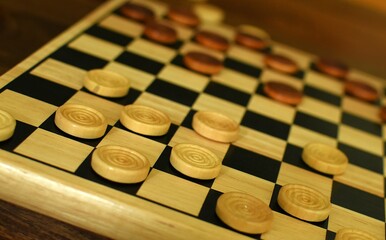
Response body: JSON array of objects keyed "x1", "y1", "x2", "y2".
[{"x1": 0, "y1": 0, "x2": 385, "y2": 239}]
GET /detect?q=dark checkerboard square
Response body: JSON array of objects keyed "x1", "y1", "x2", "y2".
[
  {"x1": 223, "y1": 145, "x2": 281, "y2": 183},
  {"x1": 282, "y1": 144, "x2": 332, "y2": 178},
  {"x1": 204, "y1": 81, "x2": 251, "y2": 106},
  {"x1": 224, "y1": 58, "x2": 262, "y2": 78},
  {"x1": 6, "y1": 73, "x2": 76, "y2": 107},
  {"x1": 303, "y1": 85, "x2": 341, "y2": 106},
  {"x1": 338, "y1": 143, "x2": 383, "y2": 174},
  {"x1": 0, "y1": 121, "x2": 36, "y2": 152},
  {"x1": 325, "y1": 230, "x2": 336, "y2": 240},
  {"x1": 74, "y1": 153, "x2": 143, "y2": 195},
  {"x1": 342, "y1": 112, "x2": 382, "y2": 137},
  {"x1": 39, "y1": 113, "x2": 110, "y2": 147},
  {"x1": 146, "y1": 79, "x2": 199, "y2": 106},
  {"x1": 180, "y1": 109, "x2": 196, "y2": 129},
  {"x1": 294, "y1": 112, "x2": 338, "y2": 138},
  {"x1": 51, "y1": 47, "x2": 108, "y2": 70},
  {"x1": 198, "y1": 189, "x2": 262, "y2": 239},
  {"x1": 85, "y1": 25, "x2": 133, "y2": 46},
  {"x1": 115, "y1": 51, "x2": 164, "y2": 75},
  {"x1": 331, "y1": 181, "x2": 385, "y2": 221},
  {"x1": 269, "y1": 184, "x2": 329, "y2": 229},
  {"x1": 241, "y1": 111, "x2": 290, "y2": 140},
  {"x1": 152, "y1": 146, "x2": 214, "y2": 188}
]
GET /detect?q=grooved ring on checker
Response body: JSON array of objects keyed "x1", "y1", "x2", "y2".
[
  {"x1": 216, "y1": 192, "x2": 273, "y2": 234},
  {"x1": 83, "y1": 69, "x2": 130, "y2": 98},
  {"x1": 54, "y1": 104, "x2": 107, "y2": 139},
  {"x1": 0, "y1": 109, "x2": 16, "y2": 142},
  {"x1": 91, "y1": 145, "x2": 150, "y2": 183},
  {"x1": 335, "y1": 228, "x2": 378, "y2": 240},
  {"x1": 192, "y1": 111, "x2": 239, "y2": 143},
  {"x1": 302, "y1": 142, "x2": 348, "y2": 175},
  {"x1": 170, "y1": 143, "x2": 221, "y2": 179},
  {"x1": 277, "y1": 184, "x2": 331, "y2": 222},
  {"x1": 120, "y1": 104, "x2": 171, "y2": 136}
]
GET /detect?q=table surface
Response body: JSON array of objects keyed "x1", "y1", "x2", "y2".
[{"x1": 0, "y1": 0, "x2": 385, "y2": 239}]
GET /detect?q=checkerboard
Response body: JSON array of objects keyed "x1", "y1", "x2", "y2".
[{"x1": 0, "y1": 0, "x2": 385, "y2": 239}]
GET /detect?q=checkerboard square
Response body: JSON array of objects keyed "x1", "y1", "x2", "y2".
[
  {"x1": 211, "y1": 68, "x2": 259, "y2": 94},
  {"x1": 14, "y1": 128, "x2": 93, "y2": 172},
  {"x1": 51, "y1": 47, "x2": 108, "y2": 70},
  {"x1": 288, "y1": 125, "x2": 337, "y2": 148},
  {"x1": 99, "y1": 14, "x2": 144, "y2": 38},
  {"x1": 179, "y1": 41, "x2": 224, "y2": 61},
  {"x1": 331, "y1": 181, "x2": 385, "y2": 221},
  {"x1": 69, "y1": 34, "x2": 124, "y2": 61},
  {"x1": 242, "y1": 110, "x2": 290, "y2": 140},
  {"x1": 137, "y1": 169, "x2": 210, "y2": 216},
  {"x1": 0, "y1": 89, "x2": 57, "y2": 127},
  {"x1": 342, "y1": 96, "x2": 380, "y2": 123},
  {"x1": 334, "y1": 164, "x2": 384, "y2": 198},
  {"x1": 227, "y1": 45, "x2": 265, "y2": 69},
  {"x1": 342, "y1": 112, "x2": 382, "y2": 136},
  {"x1": 127, "y1": 38, "x2": 177, "y2": 64},
  {"x1": 146, "y1": 79, "x2": 199, "y2": 106},
  {"x1": 30, "y1": 58, "x2": 87, "y2": 90},
  {"x1": 204, "y1": 81, "x2": 251, "y2": 106},
  {"x1": 6, "y1": 73, "x2": 76, "y2": 107},
  {"x1": 305, "y1": 69, "x2": 343, "y2": 97},
  {"x1": 304, "y1": 85, "x2": 341, "y2": 106},
  {"x1": 271, "y1": 42, "x2": 314, "y2": 70},
  {"x1": 115, "y1": 51, "x2": 164, "y2": 75},
  {"x1": 297, "y1": 96, "x2": 341, "y2": 124},
  {"x1": 294, "y1": 112, "x2": 338, "y2": 138},
  {"x1": 75, "y1": 154, "x2": 144, "y2": 195},
  {"x1": 85, "y1": 25, "x2": 133, "y2": 46},
  {"x1": 233, "y1": 126, "x2": 287, "y2": 161},
  {"x1": 338, "y1": 143, "x2": 383, "y2": 174},
  {"x1": 260, "y1": 69, "x2": 304, "y2": 90},
  {"x1": 248, "y1": 94, "x2": 296, "y2": 125},
  {"x1": 212, "y1": 166, "x2": 275, "y2": 204},
  {"x1": 223, "y1": 145, "x2": 281, "y2": 183},
  {"x1": 224, "y1": 57, "x2": 262, "y2": 78}
]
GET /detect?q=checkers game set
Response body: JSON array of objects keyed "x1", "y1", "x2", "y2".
[{"x1": 0, "y1": 0, "x2": 385, "y2": 239}]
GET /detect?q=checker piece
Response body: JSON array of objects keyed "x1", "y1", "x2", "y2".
[
  {"x1": 264, "y1": 81, "x2": 303, "y2": 105},
  {"x1": 120, "y1": 104, "x2": 171, "y2": 136},
  {"x1": 91, "y1": 145, "x2": 150, "y2": 183},
  {"x1": 83, "y1": 69, "x2": 130, "y2": 98},
  {"x1": 119, "y1": 2, "x2": 155, "y2": 23},
  {"x1": 315, "y1": 58, "x2": 348, "y2": 79},
  {"x1": 195, "y1": 30, "x2": 230, "y2": 51},
  {"x1": 379, "y1": 106, "x2": 386, "y2": 122},
  {"x1": 235, "y1": 24, "x2": 270, "y2": 50},
  {"x1": 183, "y1": 51, "x2": 223, "y2": 75},
  {"x1": 170, "y1": 143, "x2": 221, "y2": 180},
  {"x1": 144, "y1": 21, "x2": 178, "y2": 44},
  {"x1": 167, "y1": 7, "x2": 200, "y2": 27},
  {"x1": 216, "y1": 192, "x2": 273, "y2": 234},
  {"x1": 192, "y1": 111, "x2": 239, "y2": 143},
  {"x1": 278, "y1": 184, "x2": 331, "y2": 222},
  {"x1": 264, "y1": 53, "x2": 299, "y2": 74},
  {"x1": 302, "y1": 142, "x2": 348, "y2": 175},
  {"x1": 54, "y1": 104, "x2": 107, "y2": 139},
  {"x1": 335, "y1": 228, "x2": 378, "y2": 240},
  {"x1": 0, "y1": 109, "x2": 16, "y2": 142},
  {"x1": 344, "y1": 80, "x2": 378, "y2": 102}
]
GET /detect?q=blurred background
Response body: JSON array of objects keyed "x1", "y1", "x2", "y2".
[{"x1": 0, "y1": 0, "x2": 385, "y2": 239}]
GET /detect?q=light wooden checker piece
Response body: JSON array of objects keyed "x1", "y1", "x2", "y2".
[
  {"x1": 0, "y1": 109, "x2": 16, "y2": 142},
  {"x1": 302, "y1": 142, "x2": 349, "y2": 175},
  {"x1": 83, "y1": 69, "x2": 130, "y2": 98},
  {"x1": 335, "y1": 228, "x2": 379, "y2": 240},
  {"x1": 91, "y1": 145, "x2": 150, "y2": 183},
  {"x1": 0, "y1": 0, "x2": 385, "y2": 239}
]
